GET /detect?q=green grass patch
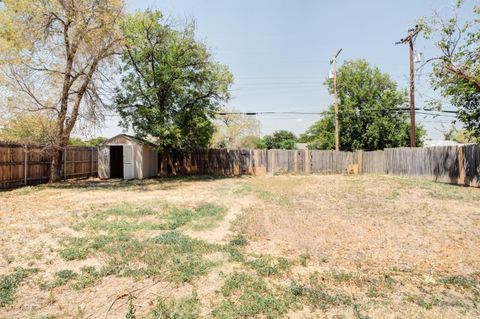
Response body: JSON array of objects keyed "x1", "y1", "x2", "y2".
[
  {"x1": 229, "y1": 234, "x2": 248, "y2": 247},
  {"x1": 151, "y1": 292, "x2": 200, "y2": 319},
  {"x1": 440, "y1": 275, "x2": 479, "y2": 289},
  {"x1": 0, "y1": 267, "x2": 36, "y2": 307},
  {"x1": 213, "y1": 272, "x2": 292, "y2": 319},
  {"x1": 74, "y1": 203, "x2": 226, "y2": 234},
  {"x1": 59, "y1": 230, "x2": 223, "y2": 283},
  {"x1": 51, "y1": 267, "x2": 101, "y2": 290},
  {"x1": 288, "y1": 278, "x2": 352, "y2": 311},
  {"x1": 245, "y1": 255, "x2": 291, "y2": 277}
]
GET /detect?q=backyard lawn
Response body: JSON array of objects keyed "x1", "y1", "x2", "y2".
[{"x1": 0, "y1": 174, "x2": 479, "y2": 318}]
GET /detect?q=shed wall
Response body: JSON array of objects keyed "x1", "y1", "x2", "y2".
[
  {"x1": 142, "y1": 145, "x2": 159, "y2": 178},
  {"x1": 98, "y1": 145, "x2": 110, "y2": 179}
]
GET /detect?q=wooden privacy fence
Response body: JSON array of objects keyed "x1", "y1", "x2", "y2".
[
  {"x1": 359, "y1": 145, "x2": 480, "y2": 187},
  {"x1": 0, "y1": 142, "x2": 98, "y2": 189},
  {"x1": 161, "y1": 145, "x2": 480, "y2": 187}
]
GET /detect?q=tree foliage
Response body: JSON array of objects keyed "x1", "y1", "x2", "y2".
[
  {"x1": 69, "y1": 136, "x2": 107, "y2": 146},
  {"x1": 420, "y1": 1, "x2": 480, "y2": 139},
  {"x1": 0, "y1": 0, "x2": 124, "y2": 181},
  {"x1": 257, "y1": 130, "x2": 297, "y2": 150},
  {"x1": 444, "y1": 125, "x2": 478, "y2": 143},
  {"x1": 114, "y1": 11, "x2": 233, "y2": 153},
  {"x1": 301, "y1": 60, "x2": 425, "y2": 151},
  {"x1": 0, "y1": 114, "x2": 55, "y2": 144},
  {"x1": 211, "y1": 109, "x2": 261, "y2": 149}
]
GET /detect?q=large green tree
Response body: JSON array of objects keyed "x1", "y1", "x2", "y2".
[
  {"x1": 420, "y1": 1, "x2": 480, "y2": 140},
  {"x1": 301, "y1": 60, "x2": 425, "y2": 151},
  {"x1": 114, "y1": 11, "x2": 233, "y2": 153},
  {"x1": 257, "y1": 130, "x2": 297, "y2": 150}
]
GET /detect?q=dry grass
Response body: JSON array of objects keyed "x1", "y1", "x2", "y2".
[{"x1": 0, "y1": 174, "x2": 479, "y2": 318}]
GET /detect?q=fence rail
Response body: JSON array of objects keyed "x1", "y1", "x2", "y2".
[{"x1": 0, "y1": 142, "x2": 98, "y2": 189}]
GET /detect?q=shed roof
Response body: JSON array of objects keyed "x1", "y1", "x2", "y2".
[{"x1": 101, "y1": 134, "x2": 157, "y2": 148}]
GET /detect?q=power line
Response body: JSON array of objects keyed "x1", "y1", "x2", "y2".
[{"x1": 217, "y1": 108, "x2": 458, "y2": 116}]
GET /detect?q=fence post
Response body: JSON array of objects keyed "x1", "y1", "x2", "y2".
[
  {"x1": 249, "y1": 149, "x2": 253, "y2": 175},
  {"x1": 305, "y1": 149, "x2": 310, "y2": 174},
  {"x1": 357, "y1": 150, "x2": 363, "y2": 174},
  {"x1": 294, "y1": 150, "x2": 298, "y2": 173},
  {"x1": 24, "y1": 144, "x2": 28, "y2": 185},
  {"x1": 270, "y1": 150, "x2": 275, "y2": 174},
  {"x1": 63, "y1": 147, "x2": 67, "y2": 181},
  {"x1": 458, "y1": 145, "x2": 465, "y2": 186},
  {"x1": 90, "y1": 147, "x2": 93, "y2": 178}
]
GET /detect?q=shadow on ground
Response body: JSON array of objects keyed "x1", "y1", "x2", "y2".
[{"x1": 4, "y1": 175, "x2": 239, "y2": 193}]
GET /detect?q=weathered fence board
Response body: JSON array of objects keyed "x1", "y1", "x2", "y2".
[
  {"x1": 0, "y1": 142, "x2": 98, "y2": 189},
  {"x1": 166, "y1": 146, "x2": 480, "y2": 187},
  {"x1": 462, "y1": 144, "x2": 480, "y2": 187},
  {"x1": 384, "y1": 147, "x2": 460, "y2": 184},
  {"x1": 158, "y1": 149, "x2": 259, "y2": 176},
  {"x1": 361, "y1": 150, "x2": 385, "y2": 174}
]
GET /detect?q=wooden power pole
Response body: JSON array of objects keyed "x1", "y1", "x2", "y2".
[
  {"x1": 330, "y1": 48, "x2": 342, "y2": 152},
  {"x1": 397, "y1": 25, "x2": 421, "y2": 147}
]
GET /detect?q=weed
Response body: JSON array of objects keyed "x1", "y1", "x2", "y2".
[
  {"x1": 299, "y1": 253, "x2": 311, "y2": 267},
  {"x1": 366, "y1": 286, "x2": 382, "y2": 298},
  {"x1": 214, "y1": 272, "x2": 291, "y2": 319},
  {"x1": 151, "y1": 292, "x2": 200, "y2": 319},
  {"x1": 168, "y1": 204, "x2": 226, "y2": 231},
  {"x1": 440, "y1": 275, "x2": 478, "y2": 289},
  {"x1": 225, "y1": 246, "x2": 246, "y2": 263},
  {"x1": 126, "y1": 296, "x2": 136, "y2": 319},
  {"x1": 59, "y1": 238, "x2": 89, "y2": 261},
  {"x1": 245, "y1": 256, "x2": 291, "y2": 277},
  {"x1": 0, "y1": 267, "x2": 36, "y2": 307},
  {"x1": 75, "y1": 203, "x2": 225, "y2": 234},
  {"x1": 60, "y1": 229, "x2": 222, "y2": 284},
  {"x1": 288, "y1": 275, "x2": 352, "y2": 311},
  {"x1": 229, "y1": 234, "x2": 248, "y2": 247},
  {"x1": 233, "y1": 183, "x2": 254, "y2": 195},
  {"x1": 330, "y1": 271, "x2": 354, "y2": 283},
  {"x1": 54, "y1": 269, "x2": 77, "y2": 286},
  {"x1": 353, "y1": 304, "x2": 371, "y2": 319},
  {"x1": 191, "y1": 204, "x2": 226, "y2": 230},
  {"x1": 170, "y1": 255, "x2": 213, "y2": 283},
  {"x1": 71, "y1": 266, "x2": 101, "y2": 290},
  {"x1": 407, "y1": 294, "x2": 439, "y2": 310}
]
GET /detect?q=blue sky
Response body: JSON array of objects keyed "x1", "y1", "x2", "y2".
[{"x1": 101, "y1": 0, "x2": 474, "y2": 141}]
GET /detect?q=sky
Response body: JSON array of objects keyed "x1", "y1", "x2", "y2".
[{"x1": 100, "y1": 0, "x2": 475, "y2": 141}]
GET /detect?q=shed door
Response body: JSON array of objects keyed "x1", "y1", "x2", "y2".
[{"x1": 123, "y1": 145, "x2": 134, "y2": 179}]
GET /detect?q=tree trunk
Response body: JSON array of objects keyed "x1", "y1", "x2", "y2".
[{"x1": 50, "y1": 148, "x2": 64, "y2": 183}]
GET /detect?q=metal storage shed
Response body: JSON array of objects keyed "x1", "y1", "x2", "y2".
[{"x1": 98, "y1": 134, "x2": 158, "y2": 180}]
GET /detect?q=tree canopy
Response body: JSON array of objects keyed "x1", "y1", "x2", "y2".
[
  {"x1": 0, "y1": 114, "x2": 55, "y2": 144},
  {"x1": 212, "y1": 109, "x2": 261, "y2": 149},
  {"x1": 114, "y1": 10, "x2": 233, "y2": 154},
  {"x1": 444, "y1": 126, "x2": 478, "y2": 144},
  {"x1": 420, "y1": 1, "x2": 480, "y2": 139},
  {"x1": 256, "y1": 130, "x2": 297, "y2": 150},
  {"x1": 301, "y1": 60, "x2": 425, "y2": 151},
  {"x1": 0, "y1": 0, "x2": 124, "y2": 181}
]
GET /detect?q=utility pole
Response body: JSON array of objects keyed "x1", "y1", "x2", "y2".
[
  {"x1": 330, "y1": 48, "x2": 342, "y2": 152},
  {"x1": 396, "y1": 25, "x2": 421, "y2": 147}
]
